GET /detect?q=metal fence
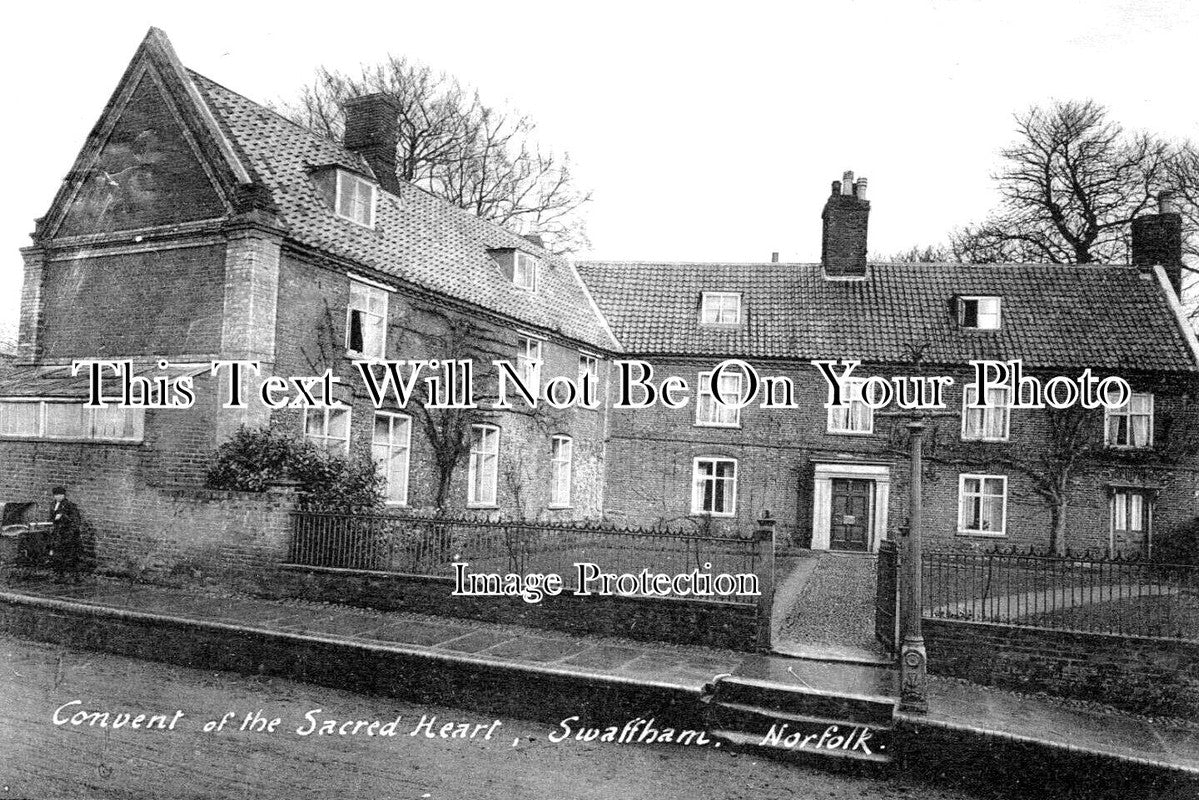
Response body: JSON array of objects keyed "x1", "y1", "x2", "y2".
[
  {"x1": 287, "y1": 511, "x2": 763, "y2": 605},
  {"x1": 922, "y1": 547, "x2": 1199, "y2": 640}
]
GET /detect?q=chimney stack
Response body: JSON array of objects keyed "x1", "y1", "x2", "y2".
[
  {"x1": 771, "y1": 251, "x2": 779, "y2": 263},
  {"x1": 1131, "y1": 191, "x2": 1183, "y2": 295},
  {"x1": 822, "y1": 170, "x2": 871, "y2": 277},
  {"x1": 343, "y1": 93, "x2": 400, "y2": 195}
]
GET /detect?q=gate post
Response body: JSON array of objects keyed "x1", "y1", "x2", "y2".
[{"x1": 754, "y1": 510, "x2": 777, "y2": 652}]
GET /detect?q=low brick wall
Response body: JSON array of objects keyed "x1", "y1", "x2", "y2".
[
  {"x1": 924, "y1": 617, "x2": 1199, "y2": 717},
  {"x1": 96, "y1": 485, "x2": 296, "y2": 586},
  {"x1": 266, "y1": 565, "x2": 762, "y2": 652}
]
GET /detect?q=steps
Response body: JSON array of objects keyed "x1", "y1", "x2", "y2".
[{"x1": 701, "y1": 672, "x2": 897, "y2": 764}]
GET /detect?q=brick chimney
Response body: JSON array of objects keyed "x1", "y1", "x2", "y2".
[
  {"x1": 821, "y1": 170, "x2": 870, "y2": 277},
  {"x1": 1132, "y1": 191, "x2": 1183, "y2": 295},
  {"x1": 343, "y1": 93, "x2": 400, "y2": 194}
]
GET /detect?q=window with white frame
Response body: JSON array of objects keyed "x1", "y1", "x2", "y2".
[
  {"x1": 696, "y1": 370, "x2": 742, "y2": 427},
  {"x1": 467, "y1": 424, "x2": 500, "y2": 506},
  {"x1": 827, "y1": 378, "x2": 873, "y2": 434},
  {"x1": 346, "y1": 279, "x2": 388, "y2": 358},
  {"x1": 513, "y1": 251, "x2": 538, "y2": 290},
  {"x1": 1111, "y1": 489, "x2": 1149, "y2": 534},
  {"x1": 550, "y1": 435, "x2": 573, "y2": 507},
  {"x1": 962, "y1": 384, "x2": 1010, "y2": 441},
  {"x1": 578, "y1": 354, "x2": 599, "y2": 406},
  {"x1": 517, "y1": 336, "x2": 543, "y2": 390},
  {"x1": 0, "y1": 399, "x2": 144, "y2": 442},
  {"x1": 958, "y1": 474, "x2": 1007, "y2": 535},
  {"x1": 700, "y1": 292, "x2": 742, "y2": 325},
  {"x1": 692, "y1": 457, "x2": 737, "y2": 516},
  {"x1": 372, "y1": 412, "x2": 411, "y2": 505},
  {"x1": 335, "y1": 170, "x2": 377, "y2": 227},
  {"x1": 958, "y1": 296, "x2": 1001, "y2": 330},
  {"x1": 1105, "y1": 392, "x2": 1153, "y2": 448},
  {"x1": 304, "y1": 407, "x2": 350, "y2": 454}
]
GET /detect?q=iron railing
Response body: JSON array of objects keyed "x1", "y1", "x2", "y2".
[
  {"x1": 922, "y1": 547, "x2": 1199, "y2": 640},
  {"x1": 287, "y1": 511, "x2": 762, "y2": 605}
]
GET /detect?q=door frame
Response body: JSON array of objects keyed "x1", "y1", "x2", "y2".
[{"x1": 811, "y1": 462, "x2": 891, "y2": 552}]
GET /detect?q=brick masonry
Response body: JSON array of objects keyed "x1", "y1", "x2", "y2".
[
  {"x1": 603, "y1": 359, "x2": 1199, "y2": 555},
  {"x1": 267, "y1": 566, "x2": 760, "y2": 651},
  {"x1": 38, "y1": 243, "x2": 227, "y2": 360},
  {"x1": 924, "y1": 617, "x2": 1199, "y2": 717}
]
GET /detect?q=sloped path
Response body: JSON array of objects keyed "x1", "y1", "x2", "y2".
[{"x1": 773, "y1": 551, "x2": 890, "y2": 663}]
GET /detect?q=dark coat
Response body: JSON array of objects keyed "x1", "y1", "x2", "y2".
[{"x1": 48, "y1": 498, "x2": 84, "y2": 573}]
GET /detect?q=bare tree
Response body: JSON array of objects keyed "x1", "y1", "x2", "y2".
[
  {"x1": 953, "y1": 100, "x2": 1178, "y2": 265},
  {"x1": 388, "y1": 308, "x2": 566, "y2": 511},
  {"x1": 279, "y1": 58, "x2": 591, "y2": 253},
  {"x1": 872, "y1": 244, "x2": 953, "y2": 264}
]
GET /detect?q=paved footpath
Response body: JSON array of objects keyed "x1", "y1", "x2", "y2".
[{"x1": 2, "y1": 577, "x2": 1197, "y2": 779}]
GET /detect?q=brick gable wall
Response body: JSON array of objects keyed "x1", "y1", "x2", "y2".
[{"x1": 38, "y1": 243, "x2": 226, "y2": 360}]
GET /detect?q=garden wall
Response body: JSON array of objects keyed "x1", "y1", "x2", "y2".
[
  {"x1": 268, "y1": 565, "x2": 761, "y2": 651},
  {"x1": 924, "y1": 617, "x2": 1199, "y2": 718}
]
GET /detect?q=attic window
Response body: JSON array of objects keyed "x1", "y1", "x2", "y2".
[
  {"x1": 334, "y1": 170, "x2": 377, "y2": 227},
  {"x1": 514, "y1": 251, "x2": 539, "y2": 290},
  {"x1": 701, "y1": 292, "x2": 742, "y2": 325},
  {"x1": 958, "y1": 296, "x2": 1001, "y2": 330}
]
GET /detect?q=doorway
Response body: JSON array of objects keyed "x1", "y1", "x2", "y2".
[{"x1": 829, "y1": 478, "x2": 872, "y2": 552}]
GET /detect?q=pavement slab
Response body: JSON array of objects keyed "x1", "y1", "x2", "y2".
[
  {"x1": 367, "y1": 619, "x2": 473, "y2": 647},
  {"x1": 560, "y1": 644, "x2": 644, "y2": 671},
  {"x1": 479, "y1": 635, "x2": 592, "y2": 663}
]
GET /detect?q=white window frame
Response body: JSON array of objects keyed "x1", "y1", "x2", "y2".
[
  {"x1": 467, "y1": 424, "x2": 500, "y2": 507},
  {"x1": 372, "y1": 412, "x2": 412, "y2": 506},
  {"x1": 1104, "y1": 392, "x2": 1154, "y2": 449},
  {"x1": 959, "y1": 296, "x2": 1001, "y2": 330},
  {"x1": 695, "y1": 371, "x2": 742, "y2": 427},
  {"x1": 691, "y1": 457, "x2": 738, "y2": 517},
  {"x1": 346, "y1": 279, "x2": 389, "y2": 358},
  {"x1": 961, "y1": 384, "x2": 1011, "y2": 442},
  {"x1": 513, "y1": 251, "x2": 538, "y2": 291},
  {"x1": 957, "y1": 473, "x2": 1008, "y2": 537},
  {"x1": 700, "y1": 292, "x2": 742, "y2": 325},
  {"x1": 334, "y1": 170, "x2": 377, "y2": 228},
  {"x1": 550, "y1": 435, "x2": 573, "y2": 508},
  {"x1": 303, "y1": 407, "x2": 351, "y2": 454},
  {"x1": 1111, "y1": 490, "x2": 1148, "y2": 533},
  {"x1": 826, "y1": 378, "x2": 873, "y2": 435},
  {"x1": 517, "y1": 336, "x2": 543, "y2": 391},
  {"x1": 578, "y1": 353, "x2": 600, "y2": 408},
  {"x1": 0, "y1": 398, "x2": 144, "y2": 443}
]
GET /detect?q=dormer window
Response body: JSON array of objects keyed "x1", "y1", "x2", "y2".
[
  {"x1": 336, "y1": 171, "x2": 377, "y2": 227},
  {"x1": 513, "y1": 251, "x2": 538, "y2": 291},
  {"x1": 958, "y1": 296, "x2": 1001, "y2": 330},
  {"x1": 701, "y1": 292, "x2": 742, "y2": 325}
]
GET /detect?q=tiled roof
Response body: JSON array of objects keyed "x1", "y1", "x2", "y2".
[
  {"x1": 187, "y1": 72, "x2": 617, "y2": 352},
  {"x1": 574, "y1": 261, "x2": 1199, "y2": 372},
  {"x1": 0, "y1": 363, "x2": 210, "y2": 399}
]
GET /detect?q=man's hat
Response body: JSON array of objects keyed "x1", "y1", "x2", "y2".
[{"x1": 51, "y1": 486, "x2": 67, "y2": 495}]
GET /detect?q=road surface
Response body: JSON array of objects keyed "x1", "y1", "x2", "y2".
[{"x1": 0, "y1": 634, "x2": 1183, "y2": 799}]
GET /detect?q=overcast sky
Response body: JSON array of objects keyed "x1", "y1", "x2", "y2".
[{"x1": 3, "y1": 0, "x2": 1198, "y2": 342}]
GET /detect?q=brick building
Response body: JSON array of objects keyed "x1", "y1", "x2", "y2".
[
  {"x1": 2, "y1": 29, "x2": 1197, "y2": 574},
  {"x1": 579, "y1": 175, "x2": 1199, "y2": 555}
]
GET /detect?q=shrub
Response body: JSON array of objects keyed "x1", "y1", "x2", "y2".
[
  {"x1": 1153, "y1": 517, "x2": 1199, "y2": 566},
  {"x1": 206, "y1": 425, "x2": 384, "y2": 511}
]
